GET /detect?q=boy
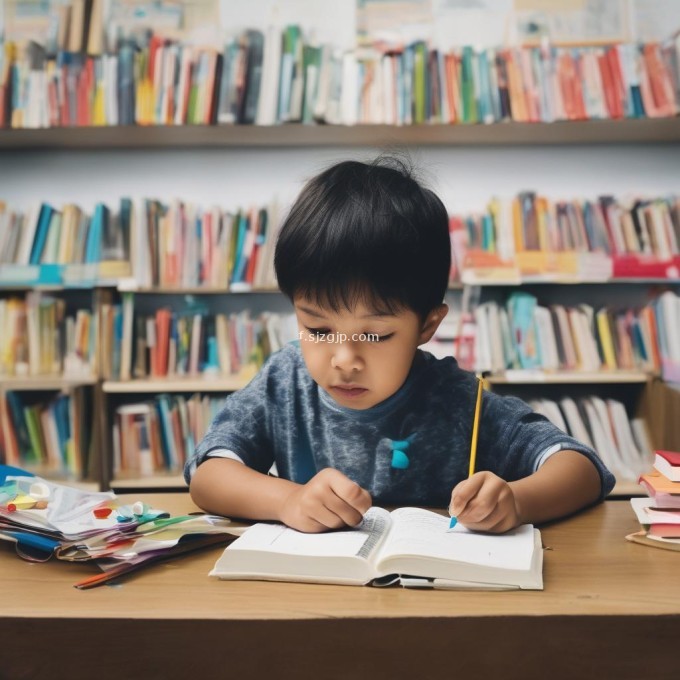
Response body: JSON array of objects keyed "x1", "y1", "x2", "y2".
[{"x1": 185, "y1": 157, "x2": 614, "y2": 533}]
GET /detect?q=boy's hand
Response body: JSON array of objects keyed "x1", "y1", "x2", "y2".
[
  {"x1": 279, "y1": 468, "x2": 372, "y2": 533},
  {"x1": 449, "y1": 471, "x2": 521, "y2": 533}
]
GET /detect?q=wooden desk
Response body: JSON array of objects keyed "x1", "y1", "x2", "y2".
[{"x1": 1, "y1": 497, "x2": 678, "y2": 680}]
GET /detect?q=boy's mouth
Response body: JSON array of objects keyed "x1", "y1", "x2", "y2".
[{"x1": 331, "y1": 384, "x2": 368, "y2": 399}]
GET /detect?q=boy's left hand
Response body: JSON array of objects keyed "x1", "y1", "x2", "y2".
[{"x1": 449, "y1": 471, "x2": 521, "y2": 533}]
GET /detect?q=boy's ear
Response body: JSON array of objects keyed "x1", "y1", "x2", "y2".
[{"x1": 419, "y1": 304, "x2": 448, "y2": 344}]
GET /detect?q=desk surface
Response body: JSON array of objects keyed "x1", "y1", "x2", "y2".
[{"x1": 1, "y1": 497, "x2": 678, "y2": 680}]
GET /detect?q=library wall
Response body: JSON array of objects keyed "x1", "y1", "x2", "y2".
[{"x1": 1, "y1": 144, "x2": 679, "y2": 213}]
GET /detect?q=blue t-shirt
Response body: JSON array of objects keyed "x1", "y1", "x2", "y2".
[{"x1": 184, "y1": 343, "x2": 615, "y2": 506}]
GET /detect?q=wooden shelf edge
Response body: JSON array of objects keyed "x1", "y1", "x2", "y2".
[
  {"x1": 102, "y1": 376, "x2": 252, "y2": 393},
  {"x1": 1, "y1": 118, "x2": 680, "y2": 150},
  {"x1": 109, "y1": 475, "x2": 187, "y2": 490},
  {"x1": 0, "y1": 376, "x2": 98, "y2": 390},
  {"x1": 487, "y1": 371, "x2": 651, "y2": 384}
]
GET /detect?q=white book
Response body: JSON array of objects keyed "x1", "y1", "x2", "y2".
[
  {"x1": 534, "y1": 306, "x2": 559, "y2": 371},
  {"x1": 211, "y1": 507, "x2": 543, "y2": 590},
  {"x1": 256, "y1": 26, "x2": 281, "y2": 126},
  {"x1": 559, "y1": 397, "x2": 593, "y2": 450},
  {"x1": 606, "y1": 399, "x2": 649, "y2": 479},
  {"x1": 16, "y1": 205, "x2": 41, "y2": 266},
  {"x1": 630, "y1": 497, "x2": 680, "y2": 526},
  {"x1": 473, "y1": 304, "x2": 492, "y2": 373},
  {"x1": 341, "y1": 51, "x2": 358, "y2": 126}
]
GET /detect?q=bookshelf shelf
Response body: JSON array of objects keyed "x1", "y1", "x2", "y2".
[
  {"x1": 119, "y1": 286, "x2": 281, "y2": 295},
  {"x1": 109, "y1": 474, "x2": 186, "y2": 490},
  {"x1": 0, "y1": 376, "x2": 98, "y2": 390},
  {"x1": 2, "y1": 118, "x2": 680, "y2": 150},
  {"x1": 102, "y1": 376, "x2": 251, "y2": 393},
  {"x1": 486, "y1": 371, "x2": 650, "y2": 384},
  {"x1": 464, "y1": 278, "x2": 680, "y2": 287}
]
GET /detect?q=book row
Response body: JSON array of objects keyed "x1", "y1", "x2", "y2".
[
  {"x1": 0, "y1": 291, "x2": 298, "y2": 381},
  {"x1": 0, "y1": 294, "x2": 95, "y2": 379},
  {"x1": 0, "y1": 198, "x2": 278, "y2": 290},
  {"x1": 113, "y1": 393, "x2": 226, "y2": 479},
  {"x1": 450, "y1": 290, "x2": 680, "y2": 382},
  {"x1": 0, "y1": 389, "x2": 92, "y2": 479},
  {"x1": 450, "y1": 193, "x2": 680, "y2": 283},
  {"x1": 3, "y1": 190, "x2": 680, "y2": 291},
  {"x1": 2, "y1": 24, "x2": 680, "y2": 128},
  {"x1": 530, "y1": 395, "x2": 651, "y2": 483},
  {"x1": 101, "y1": 296, "x2": 297, "y2": 381}
]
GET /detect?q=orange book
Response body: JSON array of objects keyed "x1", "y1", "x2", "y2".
[
  {"x1": 0, "y1": 395, "x2": 20, "y2": 466},
  {"x1": 444, "y1": 53, "x2": 459, "y2": 123},
  {"x1": 639, "y1": 470, "x2": 680, "y2": 498},
  {"x1": 641, "y1": 306, "x2": 661, "y2": 371},
  {"x1": 505, "y1": 49, "x2": 527, "y2": 122},
  {"x1": 512, "y1": 197, "x2": 525, "y2": 251},
  {"x1": 154, "y1": 309, "x2": 172, "y2": 377}
]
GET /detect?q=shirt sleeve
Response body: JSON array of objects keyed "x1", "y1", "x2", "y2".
[
  {"x1": 183, "y1": 366, "x2": 275, "y2": 484},
  {"x1": 478, "y1": 392, "x2": 616, "y2": 500}
]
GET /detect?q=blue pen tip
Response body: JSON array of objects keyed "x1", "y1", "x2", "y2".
[{"x1": 449, "y1": 517, "x2": 457, "y2": 529}]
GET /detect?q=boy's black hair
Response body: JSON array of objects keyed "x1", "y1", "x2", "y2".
[{"x1": 274, "y1": 156, "x2": 451, "y2": 320}]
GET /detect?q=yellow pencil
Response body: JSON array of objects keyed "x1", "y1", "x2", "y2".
[
  {"x1": 449, "y1": 376, "x2": 484, "y2": 529},
  {"x1": 468, "y1": 376, "x2": 484, "y2": 478}
]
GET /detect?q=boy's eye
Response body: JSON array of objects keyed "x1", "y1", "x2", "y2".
[
  {"x1": 306, "y1": 326, "x2": 331, "y2": 338},
  {"x1": 372, "y1": 333, "x2": 395, "y2": 343}
]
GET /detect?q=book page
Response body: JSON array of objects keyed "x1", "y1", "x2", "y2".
[
  {"x1": 229, "y1": 506, "x2": 392, "y2": 559},
  {"x1": 377, "y1": 507, "x2": 535, "y2": 572}
]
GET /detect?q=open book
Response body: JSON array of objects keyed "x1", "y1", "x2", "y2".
[{"x1": 210, "y1": 507, "x2": 543, "y2": 590}]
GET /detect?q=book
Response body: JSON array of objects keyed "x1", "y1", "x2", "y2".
[
  {"x1": 210, "y1": 507, "x2": 543, "y2": 590},
  {"x1": 639, "y1": 471, "x2": 680, "y2": 508},
  {"x1": 654, "y1": 450, "x2": 680, "y2": 482}
]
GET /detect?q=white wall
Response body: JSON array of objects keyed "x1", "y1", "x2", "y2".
[{"x1": 1, "y1": 143, "x2": 678, "y2": 215}]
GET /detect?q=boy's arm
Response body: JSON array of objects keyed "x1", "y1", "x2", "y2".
[
  {"x1": 509, "y1": 449, "x2": 602, "y2": 525},
  {"x1": 190, "y1": 457, "x2": 299, "y2": 520},
  {"x1": 190, "y1": 458, "x2": 372, "y2": 532},
  {"x1": 450, "y1": 450, "x2": 603, "y2": 532}
]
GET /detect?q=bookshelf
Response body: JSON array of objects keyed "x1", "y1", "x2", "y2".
[
  {"x1": 2, "y1": 131, "x2": 679, "y2": 494},
  {"x1": 2, "y1": 1, "x2": 680, "y2": 497}
]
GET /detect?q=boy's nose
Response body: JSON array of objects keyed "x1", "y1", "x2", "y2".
[{"x1": 331, "y1": 342, "x2": 363, "y2": 372}]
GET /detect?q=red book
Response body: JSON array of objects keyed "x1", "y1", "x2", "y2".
[
  {"x1": 654, "y1": 450, "x2": 680, "y2": 482},
  {"x1": 597, "y1": 51, "x2": 621, "y2": 119},
  {"x1": 605, "y1": 47, "x2": 626, "y2": 118}
]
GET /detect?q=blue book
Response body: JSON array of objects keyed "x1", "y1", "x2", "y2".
[
  {"x1": 29, "y1": 204, "x2": 54, "y2": 265},
  {"x1": 507, "y1": 292, "x2": 541, "y2": 370},
  {"x1": 231, "y1": 212, "x2": 249, "y2": 284},
  {"x1": 85, "y1": 203, "x2": 105, "y2": 264}
]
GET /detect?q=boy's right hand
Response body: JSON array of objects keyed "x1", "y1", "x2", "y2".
[{"x1": 279, "y1": 468, "x2": 372, "y2": 533}]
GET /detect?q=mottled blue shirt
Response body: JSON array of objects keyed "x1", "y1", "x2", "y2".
[{"x1": 184, "y1": 343, "x2": 615, "y2": 506}]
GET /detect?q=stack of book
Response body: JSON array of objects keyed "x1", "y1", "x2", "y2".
[
  {"x1": 450, "y1": 192, "x2": 680, "y2": 285},
  {"x1": 470, "y1": 295, "x2": 662, "y2": 377},
  {"x1": 0, "y1": 390, "x2": 91, "y2": 479},
  {"x1": 0, "y1": 466, "x2": 239, "y2": 588},
  {"x1": 530, "y1": 396, "x2": 652, "y2": 484},
  {"x1": 113, "y1": 393, "x2": 228, "y2": 478},
  {"x1": 3, "y1": 19, "x2": 680, "y2": 128},
  {"x1": 627, "y1": 450, "x2": 680, "y2": 551},
  {"x1": 107, "y1": 293, "x2": 297, "y2": 381},
  {"x1": 0, "y1": 197, "x2": 279, "y2": 290}
]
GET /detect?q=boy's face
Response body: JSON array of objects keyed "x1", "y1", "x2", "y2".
[{"x1": 294, "y1": 295, "x2": 446, "y2": 410}]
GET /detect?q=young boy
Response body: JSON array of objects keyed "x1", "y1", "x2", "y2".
[{"x1": 185, "y1": 157, "x2": 614, "y2": 533}]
